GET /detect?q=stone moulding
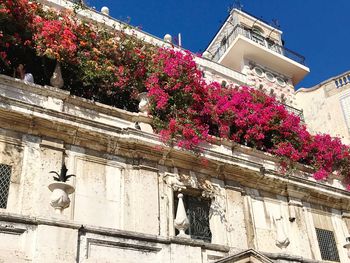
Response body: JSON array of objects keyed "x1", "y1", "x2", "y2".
[
  {"x1": 0, "y1": 225, "x2": 26, "y2": 235},
  {"x1": 0, "y1": 211, "x2": 230, "y2": 252},
  {"x1": 214, "y1": 249, "x2": 273, "y2": 263},
  {"x1": 0, "y1": 74, "x2": 350, "y2": 209},
  {"x1": 85, "y1": 238, "x2": 162, "y2": 255}
]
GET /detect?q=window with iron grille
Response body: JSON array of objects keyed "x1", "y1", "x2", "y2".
[
  {"x1": 0, "y1": 164, "x2": 12, "y2": 209},
  {"x1": 174, "y1": 193, "x2": 212, "y2": 242},
  {"x1": 315, "y1": 228, "x2": 340, "y2": 262}
]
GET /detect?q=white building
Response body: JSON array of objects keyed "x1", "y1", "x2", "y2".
[
  {"x1": 296, "y1": 70, "x2": 350, "y2": 145},
  {"x1": 0, "y1": 1, "x2": 349, "y2": 262}
]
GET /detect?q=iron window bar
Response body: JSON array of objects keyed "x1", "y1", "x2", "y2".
[
  {"x1": 315, "y1": 228, "x2": 340, "y2": 262},
  {"x1": 174, "y1": 193, "x2": 212, "y2": 242},
  {"x1": 0, "y1": 164, "x2": 12, "y2": 209}
]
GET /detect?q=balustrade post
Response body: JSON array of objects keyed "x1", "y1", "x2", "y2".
[{"x1": 174, "y1": 193, "x2": 190, "y2": 238}]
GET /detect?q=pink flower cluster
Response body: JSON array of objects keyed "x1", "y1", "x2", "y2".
[
  {"x1": 146, "y1": 48, "x2": 214, "y2": 149},
  {"x1": 2, "y1": 1, "x2": 350, "y2": 189},
  {"x1": 33, "y1": 14, "x2": 77, "y2": 61},
  {"x1": 147, "y1": 48, "x2": 350, "y2": 187}
]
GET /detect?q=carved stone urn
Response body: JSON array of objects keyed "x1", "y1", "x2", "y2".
[
  {"x1": 48, "y1": 182, "x2": 75, "y2": 215},
  {"x1": 137, "y1": 92, "x2": 150, "y2": 114},
  {"x1": 50, "y1": 62, "x2": 64, "y2": 88}
]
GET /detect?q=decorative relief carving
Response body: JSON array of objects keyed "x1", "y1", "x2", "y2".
[
  {"x1": 162, "y1": 168, "x2": 186, "y2": 192},
  {"x1": 286, "y1": 186, "x2": 305, "y2": 222},
  {"x1": 209, "y1": 184, "x2": 234, "y2": 232},
  {"x1": 162, "y1": 168, "x2": 235, "y2": 236},
  {"x1": 162, "y1": 168, "x2": 217, "y2": 198},
  {"x1": 288, "y1": 198, "x2": 302, "y2": 222},
  {"x1": 274, "y1": 215, "x2": 290, "y2": 249}
]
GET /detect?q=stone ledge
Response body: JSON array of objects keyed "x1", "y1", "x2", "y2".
[
  {"x1": 170, "y1": 236, "x2": 230, "y2": 252},
  {"x1": 1, "y1": 95, "x2": 350, "y2": 208},
  {"x1": 0, "y1": 212, "x2": 80, "y2": 229},
  {"x1": 263, "y1": 252, "x2": 323, "y2": 263},
  {"x1": 0, "y1": 74, "x2": 151, "y2": 124},
  {"x1": 1, "y1": 74, "x2": 350, "y2": 207},
  {"x1": 0, "y1": 212, "x2": 229, "y2": 253}
]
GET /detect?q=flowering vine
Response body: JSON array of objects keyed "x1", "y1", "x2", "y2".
[
  {"x1": 1, "y1": 0, "x2": 350, "y2": 189},
  {"x1": 145, "y1": 48, "x2": 350, "y2": 187}
]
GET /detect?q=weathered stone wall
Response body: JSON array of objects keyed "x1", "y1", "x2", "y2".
[
  {"x1": 242, "y1": 64, "x2": 296, "y2": 107},
  {"x1": 0, "y1": 75, "x2": 349, "y2": 262},
  {"x1": 296, "y1": 75, "x2": 350, "y2": 145}
]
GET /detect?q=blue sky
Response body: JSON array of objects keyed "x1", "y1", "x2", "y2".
[{"x1": 87, "y1": 0, "x2": 349, "y2": 88}]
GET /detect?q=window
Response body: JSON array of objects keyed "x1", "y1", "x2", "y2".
[
  {"x1": 315, "y1": 228, "x2": 340, "y2": 262},
  {"x1": 252, "y1": 26, "x2": 264, "y2": 35},
  {"x1": 276, "y1": 77, "x2": 286, "y2": 87},
  {"x1": 265, "y1": 72, "x2": 275, "y2": 82},
  {"x1": 253, "y1": 67, "x2": 264, "y2": 77},
  {"x1": 221, "y1": 80, "x2": 227, "y2": 88},
  {"x1": 267, "y1": 39, "x2": 282, "y2": 54},
  {"x1": 251, "y1": 26, "x2": 265, "y2": 46},
  {"x1": 221, "y1": 36, "x2": 227, "y2": 47},
  {"x1": 340, "y1": 94, "x2": 350, "y2": 133},
  {"x1": 335, "y1": 80, "x2": 339, "y2": 88},
  {"x1": 0, "y1": 164, "x2": 12, "y2": 209},
  {"x1": 174, "y1": 192, "x2": 212, "y2": 242}
]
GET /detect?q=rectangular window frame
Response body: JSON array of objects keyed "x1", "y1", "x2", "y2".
[
  {"x1": 315, "y1": 228, "x2": 340, "y2": 262},
  {"x1": 340, "y1": 92, "x2": 350, "y2": 134},
  {"x1": 0, "y1": 164, "x2": 12, "y2": 209},
  {"x1": 174, "y1": 190, "x2": 212, "y2": 243}
]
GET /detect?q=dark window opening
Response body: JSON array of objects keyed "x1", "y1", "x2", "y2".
[
  {"x1": 0, "y1": 164, "x2": 12, "y2": 209},
  {"x1": 221, "y1": 36, "x2": 227, "y2": 47},
  {"x1": 174, "y1": 192, "x2": 212, "y2": 242},
  {"x1": 335, "y1": 80, "x2": 339, "y2": 88},
  {"x1": 315, "y1": 228, "x2": 340, "y2": 262}
]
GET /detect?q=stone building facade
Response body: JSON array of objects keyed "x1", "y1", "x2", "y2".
[
  {"x1": 0, "y1": 1, "x2": 349, "y2": 262},
  {"x1": 296, "y1": 70, "x2": 350, "y2": 145}
]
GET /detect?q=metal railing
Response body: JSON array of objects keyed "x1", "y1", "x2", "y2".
[
  {"x1": 212, "y1": 25, "x2": 306, "y2": 65},
  {"x1": 283, "y1": 103, "x2": 305, "y2": 122}
]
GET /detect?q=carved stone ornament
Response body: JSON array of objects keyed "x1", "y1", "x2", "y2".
[
  {"x1": 50, "y1": 62, "x2": 64, "y2": 88},
  {"x1": 48, "y1": 182, "x2": 75, "y2": 215},
  {"x1": 137, "y1": 92, "x2": 150, "y2": 114},
  {"x1": 163, "y1": 168, "x2": 186, "y2": 192},
  {"x1": 274, "y1": 216, "x2": 290, "y2": 249},
  {"x1": 174, "y1": 193, "x2": 190, "y2": 238},
  {"x1": 163, "y1": 169, "x2": 217, "y2": 199}
]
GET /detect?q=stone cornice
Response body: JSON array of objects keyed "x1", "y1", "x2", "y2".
[
  {"x1": 0, "y1": 212, "x2": 230, "y2": 253},
  {"x1": 1, "y1": 75, "x2": 350, "y2": 208}
]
